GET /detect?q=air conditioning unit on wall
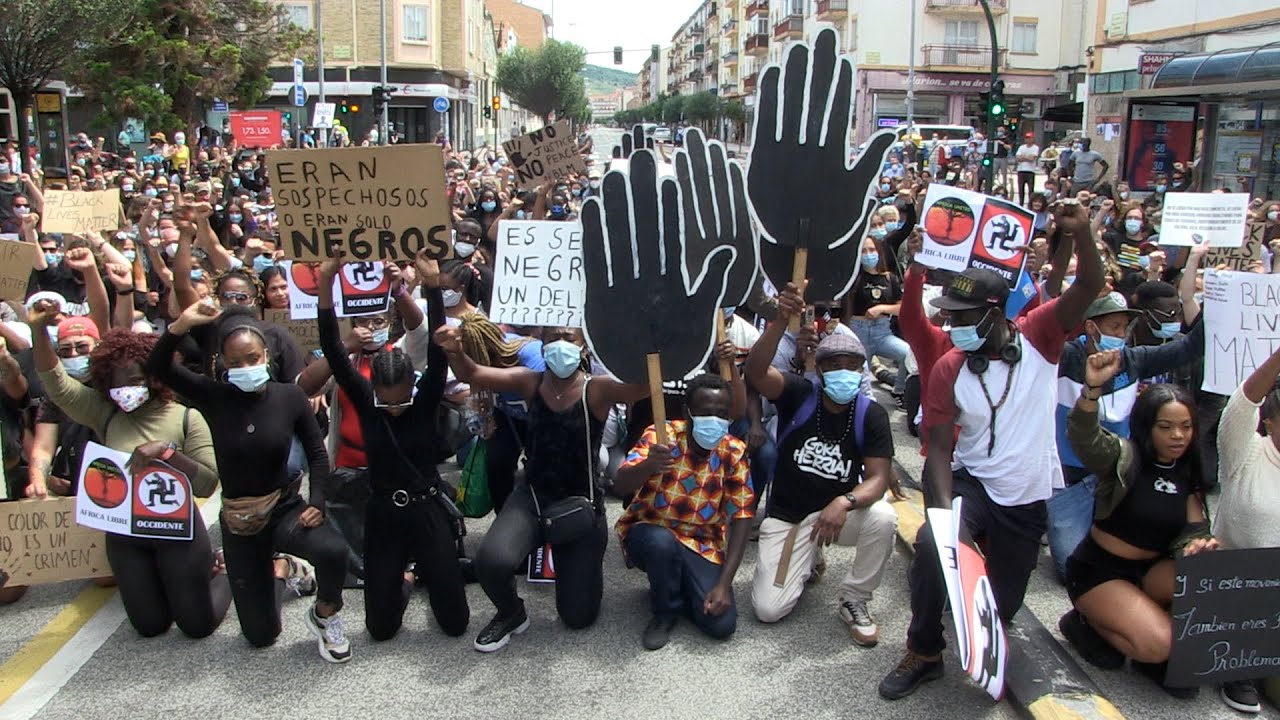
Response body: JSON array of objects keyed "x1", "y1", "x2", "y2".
[{"x1": 1020, "y1": 98, "x2": 1043, "y2": 117}]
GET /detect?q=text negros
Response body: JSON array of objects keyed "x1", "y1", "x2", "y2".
[{"x1": 291, "y1": 225, "x2": 451, "y2": 260}]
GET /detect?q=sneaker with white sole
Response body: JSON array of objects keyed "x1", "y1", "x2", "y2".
[
  {"x1": 838, "y1": 598, "x2": 879, "y2": 647},
  {"x1": 473, "y1": 607, "x2": 530, "y2": 653},
  {"x1": 305, "y1": 606, "x2": 352, "y2": 663},
  {"x1": 1221, "y1": 680, "x2": 1261, "y2": 713}
]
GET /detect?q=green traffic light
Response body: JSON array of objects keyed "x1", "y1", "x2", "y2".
[
  {"x1": 982, "y1": 157, "x2": 992, "y2": 166},
  {"x1": 991, "y1": 103, "x2": 1005, "y2": 116}
]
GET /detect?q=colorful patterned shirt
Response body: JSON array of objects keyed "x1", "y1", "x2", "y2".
[{"x1": 615, "y1": 420, "x2": 755, "y2": 565}]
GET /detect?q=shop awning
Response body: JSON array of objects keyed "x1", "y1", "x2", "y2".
[
  {"x1": 1041, "y1": 102, "x2": 1082, "y2": 123},
  {"x1": 1129, "y1": 42, "x2": 1280, "y2": 98}
]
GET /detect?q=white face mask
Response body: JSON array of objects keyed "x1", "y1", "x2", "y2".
[
  {"x1": 441, "y1": 289, "x2": 462, "y2": 308},
  {"x1": 454, "y1": 241, "x2": 476, "y2": 258}
]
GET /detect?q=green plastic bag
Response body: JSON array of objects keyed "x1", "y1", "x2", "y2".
[{"x1": 456, "y1": 438, "x2": 492, "y2": 518}]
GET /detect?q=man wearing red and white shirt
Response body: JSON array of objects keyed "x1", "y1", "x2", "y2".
[{"x1": 880, "y1": 203, "x2": 1103, "y2": 700}]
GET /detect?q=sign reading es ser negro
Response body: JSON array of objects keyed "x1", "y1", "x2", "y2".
[{"x1": 271, "y1": 145, "x2": 453, "y2": 262}]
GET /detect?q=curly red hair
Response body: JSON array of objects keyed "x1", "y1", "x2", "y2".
[{"x1": 88, "y1": 329, "x2": 174, "y2": 403}]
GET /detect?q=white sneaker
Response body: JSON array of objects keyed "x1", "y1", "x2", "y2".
[
  {"x1": 838, "y1": 598, "x2": 879, "y2": 647},
  {"x1": 305, "y1": 606, "x2": 352, "y2": 663}
]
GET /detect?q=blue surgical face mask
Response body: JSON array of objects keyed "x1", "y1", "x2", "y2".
[
  {"x1": 227, "y1": 362, "x2": 271, "y2": 392},
  {"x1": 514, "y1": 210, "x2": 527, "y2": 220},
  {"x1": 368, "y1": 328, "x2": 390, "y2": 348},
  {"x1": 690, "y1": 415, "x2": 730, "y2": 450},
  {"x1": 821, "y1": 369, "x2": 862, "y2": 405},
  {"x1": 123, "y1": 250, "x2": 137, "y2": 263},
  {"x1": 543, "y1": 339, "x2": 582, "y2": 379},
  {"x1": 190, "y1": 269, "x2": 205, "y2": 281},
  {"x1": 481, "y1": 200, "x2": 497, "y2": 212},
  {"x1": 229, "y1": 213, "x2": 243, "y2": 223},
  {"x1": 1124, "y1": 219, "x2": 1142, "y2": 235},
  {"x1": 252, "y1": 255, "x2": 275, "y2": 274},
  {"x1": 61, "y1": 355, "x2": 91, "y2": 380},
  {"x1": 231, "y1": 177, "x2": 241, "y2": 187},
  {"x1": 122, "y1": 184, "x2": 134, "y2": 193},
  {"x1": 880, "y1": 183, "x2": 891, "y2": 192},
  {"x1": 1153, "y1": 321, "x2": 1181, "y2": 340},
  {"x1": 869, "y1": 227, "x2": 888, "y2": 240},
  {"x1": 948, "y1": 324, "x2": 985, "y2": 352},
  {"x1": 1097, "y1": 333, "x2": 1126, "y2": 352},
  {"x1": 1155, "y1": 184, "x2": 1167, "y2": 193},
  {"x1": 1137, "y1": 254, "x2": 1151, "y2": 270},
  {"x1": 45, "y1": 252, "x2": 63, "y2": 267},
  {"x1": 885, "y1": 221, "x2": 901, "y2": 232},
  {"x1": 144, "y1": 188, "x2": 158, "y2": 198},
  {"x1": 860, "y1": 252, "x2": 880, "y2": 269}
]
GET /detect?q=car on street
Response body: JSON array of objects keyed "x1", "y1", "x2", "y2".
[{"x1": 652, "y1": 127, "x2": 672, "y2": 143}]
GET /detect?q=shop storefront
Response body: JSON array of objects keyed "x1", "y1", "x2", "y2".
[
  {"x1": 1124, "y1": 42, "x2": 1280, "y2": 198},
  {"x1": 856, "y1": 70, "x2": 1060, "y2": 144}
]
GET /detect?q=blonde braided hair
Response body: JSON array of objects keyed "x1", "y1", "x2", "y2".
[{"x1": 458, "y1": 312, "x2": 526, "y2": 368}]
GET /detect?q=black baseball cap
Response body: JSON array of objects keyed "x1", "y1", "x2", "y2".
[{"x1": 930, "y1": 268, "x2": 1009, "y2": 312}]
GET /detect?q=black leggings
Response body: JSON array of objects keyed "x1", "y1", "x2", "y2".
[
  {"x1": 105, "y1": 508, "x2": 231, "y2": 638},
  {"x1": 1018, "y1": 170, "x2": 1036, "y2": 206},
  {"x1": 475, "y1": 484, "x2": 608, "y2": 629},
  {"x1": 364, "y1": 493, "x2": 469, "y2": 640},
  {"x1": 219, "y1": 494, "x2": 349, "y2": 648}
]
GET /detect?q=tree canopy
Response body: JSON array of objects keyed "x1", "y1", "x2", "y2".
[{"x1": 495, "y1": 40, "x2": 588, "y2": 124}]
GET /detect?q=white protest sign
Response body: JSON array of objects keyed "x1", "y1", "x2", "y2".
[
  {"x1": 1158, "y1": 193, "x2": 1250, "y2": 247},
  {"x1": 916, "y1": 184, "x2": 1031, "y2": 288},
  {"x1": 76, "y1": 442, "x2": 194, "y2": 541},
  {"x1": 491, "y1": 220, "x2": 584, "y2": 327},
  {"x1": 1202, "y1": 270, "x2": 1280, "y2": 395},
  {"x1": 281, "y1": 260, "x2": 392, "y2": 320},
  {"x1": 313, "y1": 102, "x2": 336, "y2": 128}
]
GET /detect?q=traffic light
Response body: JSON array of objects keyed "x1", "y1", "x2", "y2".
[
  {"x1": 483, "y1": 106, "x2": 492, "y2": 120},
  {"x1": 651, "y1": 44, "x2": 660, "y2": 63},
  {"x1": 614, "y1": 46, "x2": 623, "y2": 65},
  {"x1": 283, "y1": 110, "x2": 293, "y2": 124},
  {"x1": 1007, "y1": 112, "x2": 1021, "y2": 135},
  {"x1": 988, "y1": 80, "x2": 1006, "y2": 119},
  {"x1": 492, "y1": 96, "x2": 501, "y2": 112},
  {"x1": 349, "y1": 101, "x2": 361, "y2": 113},
  {"x1": 372, "y1": 86, "x2": 392, "y2": 113},
  {"x1": 339, "y1": 99, "x2": 350, "y2": 114}
]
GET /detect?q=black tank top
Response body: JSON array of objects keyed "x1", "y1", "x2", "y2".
[
  {"x1": 525, "y1": 376, "x2": 604, "y2": 503},
  {"x1": 1095, "y1": 459, "x2": 1193, "y2": 553}
]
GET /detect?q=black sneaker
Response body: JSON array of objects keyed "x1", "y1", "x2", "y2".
[
  {"x1": 1221, "y1": 680, "x2": 1262, "y2": 713},
  {"x1": 1058, "y1": 610, "x2": 1124, "y2": 670},
  {"x1": 1132, "y1": 660, "x2": 1199, "y2": 699},
  {"x1": 473, "y1": 607, "x2": 530, "y2": 653},
  {"x1": 642, "y1": 614, "x2": 678, "y2": 651},
  {"x1": 878, "y1": 651, "x2": 944, "y2": 700}
]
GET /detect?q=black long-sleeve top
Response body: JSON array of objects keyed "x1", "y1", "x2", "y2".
[
  {"x1": 147, "y1": 331, "x2": 330, "y2": 507},
  {"x1": 317, "y1": 288, "x2": 448, "y2": 493}
]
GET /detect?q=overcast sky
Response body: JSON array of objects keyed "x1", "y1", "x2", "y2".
[{"x1": 521, "y1": 0, "x2": 696, "y2": 72}]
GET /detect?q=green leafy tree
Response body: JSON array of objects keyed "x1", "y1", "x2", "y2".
[
  {"x1": 0, "y1": 0, "x2": 138, "y2": 155},
  {"x1": 71, "y1": 0, "x2": 310, "y2": 134},
  {"x1": 495, "y1": 40, "x2": 588, "y2": 124},
  {"x1": 662, "y1": 94, "x2": 686, "y2": 124},
  {"x1": 683, "y1": 92, "x2": 720, "y2": 123}
]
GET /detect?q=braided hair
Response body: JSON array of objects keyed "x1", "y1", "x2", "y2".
[
  {"x1": 370, "y1": 347, "x2": 414, "y2": 388},
  {"x1": 458, "y1": 312, "x2": 524, "y2": 368},
  {"x1": 213, "y1": 267, "x2": 263, "y2": 305}
]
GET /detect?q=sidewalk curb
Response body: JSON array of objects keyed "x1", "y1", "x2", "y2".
[{"x1": 887, "y1": 488, "x2": 1126, "y2": 720}]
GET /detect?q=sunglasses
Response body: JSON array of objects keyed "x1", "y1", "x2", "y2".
[
  {"x1": 373, "y1": 396, "x2": 414, "y2": 409},
  {"x1": 219, "y1": 291, "x2": 253, "y2": 304},
  {"x1": 57, "y1": 342, "x2": 95, "y2": 358}
]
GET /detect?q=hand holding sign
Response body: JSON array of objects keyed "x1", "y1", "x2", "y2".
[{"x1": 747, "y1": 28, "x2": 896, "y2": 309}]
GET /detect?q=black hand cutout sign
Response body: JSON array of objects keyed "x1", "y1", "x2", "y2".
[
  {"x1": 581, "y1": 148, "x2": 734, "y2": 385},
  {"x1": 673, "y1": 127, "x2": 758, "y2": 308},
  {"x1": 746, "y1": 28, "x2": 896, "y2": 303},
  {"x1": 612, "y1": 124, "x2": 656, "y2": 160}
]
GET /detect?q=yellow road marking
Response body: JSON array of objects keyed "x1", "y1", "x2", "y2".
[{"x1": 0, "y1": 586, "x2": 115, "y2": 704}]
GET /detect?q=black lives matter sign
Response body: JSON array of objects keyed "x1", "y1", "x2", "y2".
[{"x1": 271, "y1": 145, "x2": 453, "y2": 262}]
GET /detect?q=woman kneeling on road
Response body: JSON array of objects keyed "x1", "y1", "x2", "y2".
[
  {"x1": 1059, "y1": 349, "x2": 1218, "y2": 699},
  {"x1": 29, "y1": 301, "x2": 230, "y2": 639}
]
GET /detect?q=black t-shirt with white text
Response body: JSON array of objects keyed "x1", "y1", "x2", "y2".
[{"x1": 769, "y1": 374, "x2": 893, "y2": 524}]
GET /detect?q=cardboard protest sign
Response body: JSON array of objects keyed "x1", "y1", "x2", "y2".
[
  {"x1": 0, "y1": 497, "x2": 109, "y2": 586},
  {"x1": 917, "y1": 184, "x2": 1031, "y2": 289},
  {"x1": 282, "y1": 260, "x2": 392, "y2": 320},
  {"x1": 1158, "y1": 192, "x2": 1250, "y2": 246},
  {"x1": 503, "y1": 121, "x2": 587, "y2": 189},
  {"x1": 264, "y1": 308, "x2": 349, "y2": 354},
  {"x1": 76, "y1": 442, "x2": 194, "y2": 541},
  {"x1": 491, "y1": 220, "x2": 584, "y2": 327},
  {"x1": 1202, "y1": 270, "x2": 1280, "y2": 395},
  {"x1": 1203, "y1": 222, "x2": 1264, "y2": 271},
  {"x1": 746, "y1": 28, "x2": 896, "y2": 304},
  {"x1": 0, "y1": 237, "x2": 37, "y2": 301},
  {"x1": 272, "y1": 145, "x2": 453, "y2": 262},
  {"x1": 927, "y1": 498, "x2": 1007, "y2": 701},
  {"x1": 1166, "y1": 548, "x2": 1280, "y2": 688},
  {"x1": 41, "y1": 189, "x2": 122, "y2": 235}
]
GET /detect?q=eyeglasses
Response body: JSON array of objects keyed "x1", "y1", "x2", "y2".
[
  {"x1": 57, "y1": 342, "x2": 95, "y2": 358},
  {"x1": 219, "y1": 291, "x2": 253, "y2": 304},
  {"x1": 373, "y1": 395, "x2": 413, "y2": 409},
  {"x1": 354, "y1": 317, "x2": 390, "y2": 330}
]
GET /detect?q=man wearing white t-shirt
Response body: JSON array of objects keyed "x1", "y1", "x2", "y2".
[
  {"x1": 880, "y1": 203, "x2": 1103, "y2": 700},
  {"x1": 1015, "y1": 133, "x2": 1041, "y2": 207}
]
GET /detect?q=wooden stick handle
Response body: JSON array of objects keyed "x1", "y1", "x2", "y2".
[
  {"x1": 646, "y1": 353, "x2": 668, "y2": 445},
  {"x1": 788, "y1": 247, "x2": 808, "y2": 333},
  {"x1": 715, "y1": 312, "x2": 732, "y2": 381}
]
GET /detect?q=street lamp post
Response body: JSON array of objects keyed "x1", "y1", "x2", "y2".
[
  {"x1": 379, "y1": 0, "x2": 389, "y2": 146},
  {"x1": 316, "y1": 0, "x2": 327, "y2": 146},
  {"x1": 979, "y1": 0, "x2": 1000, "y2": 193}
]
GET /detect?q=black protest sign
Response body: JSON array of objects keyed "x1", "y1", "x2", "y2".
[
  {"x1": 612, "y1": 125, "x2": 655, "y2": 160},
  {"x1": 502, "y1": 121, "x2": 586, "y2": 190},
  {"x1": 272, "y1": 145, "x2": 453, "y2": 262},
  {"x1": 673, "y1": 128, "x2": 758, "y2": 308},
  {"x1": 581, "y1": 149, "x2": 733, "y2": 385},
  {"x1": 746, "y1": 28, "x2": 896, "y2": 303},
  {"x1": 1167, "y1": 548, "x2": 1280, "y2": 687}
]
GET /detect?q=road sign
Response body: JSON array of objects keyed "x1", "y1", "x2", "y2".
[
  {"x1": 291, "y1": 84, "x2": 308, "y2": 107},
  {"x1": 313, "y1": 102, "x2": 336, "y2": 128},
  {"x1": 292, "y1": 58, "x2": 304, "y2": 86},
  {"x1": 211, "y1": 100, "x2": 228, "y2": 112},
  {"x1": 433, "y1": 97, "x2": 450, "y2": 114}
]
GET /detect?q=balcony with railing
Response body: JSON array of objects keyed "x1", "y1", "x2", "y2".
[
  {"x1": 773, "y1": 15, "x2": 802, "y2": 40},
  {"x1": 745, "y1": 33, "x2": 769, "y2": 55},
  {"x1": 744, "y1": 72, "x2": 758, "y2": 92},
  {"x1": 707, "y1": 1, "x2": 717, "y2": 20},
  {"x1": 723, "y1": 47, "x2": 739, "y2": 64},
  {"x1": 745, "y1": 0, "x2": 768, "y2": 19},
  {"x1": 920, "y1": 44, "x2": 1006, "y2": 69},
  {"x1": 925, "y1": 0, "x2": 1006, "y2": 13},
  {"x1": 816, "y1": 0, "x2": 848, "y2": 20}
]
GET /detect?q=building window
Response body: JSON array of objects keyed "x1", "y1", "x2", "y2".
[
  {"x1": 403, "y1": 4, "x2": 430, "y2": 43},
  {"x1": 1011, "y1": 22, "x2": 1037, "y2": 53},
  {"x1": 283, "y1": 2, "x2": 311, "y2": 30},
  {"x1": 1089, "y1": 70, "x2": 1140, "y2": 94},
  {"x1": 944, "y1": 20, "x2": 980, "y2": 46}
]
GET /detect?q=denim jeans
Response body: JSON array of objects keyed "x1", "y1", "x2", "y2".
[
  {"x1": 847, "y1": 316, "x2": 911, "y2": 395},
  {"x1": 286, "y1": 435, "x2": 305, "y2": 479},
  {"x1": 624, "y1": 523, "x2": 736, "y2": 639},
  {"x1": 729, "y1": 417, "x2": 775, "y2": 509},
  {"x1": 1046, "y1": 474, "x2": 1097, "y2": 583}
]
